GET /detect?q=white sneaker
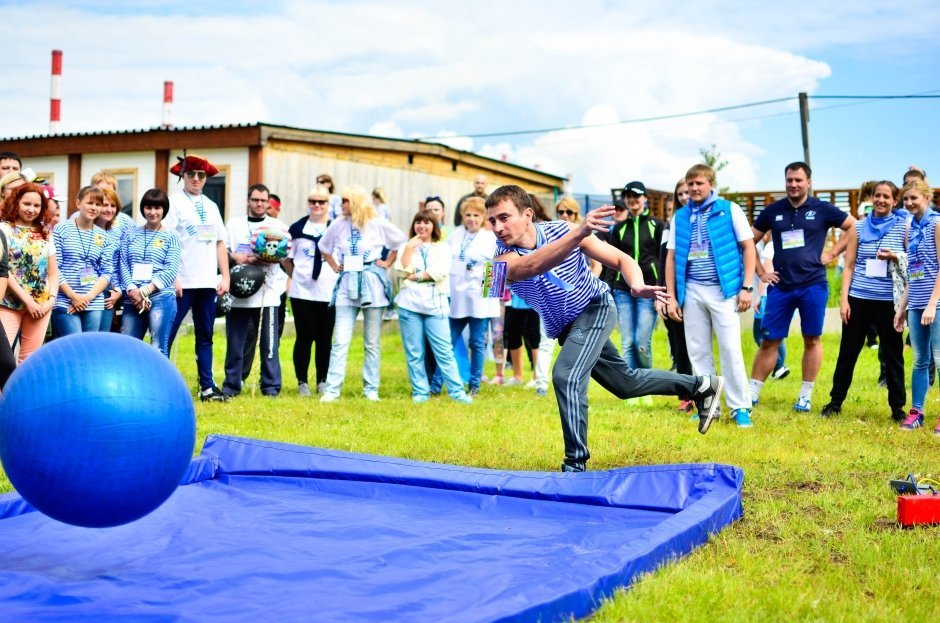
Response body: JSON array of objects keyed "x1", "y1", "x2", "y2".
[
  {"x1": 365, "y1": 392, "x2": 380, "y2": 402},
  {"x1": 525, "y1": 379, "x2": 537, "y2": 388},
  {"x1": 320, "y1": 393, "x2": 339, "y2": 403}
]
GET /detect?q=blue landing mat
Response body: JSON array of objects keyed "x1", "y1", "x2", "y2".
[{"x1": 0, "y1": 435, "x2": 743, "y2": 622}]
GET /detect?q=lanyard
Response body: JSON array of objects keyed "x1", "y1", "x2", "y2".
[
  {"x1": 459, "y1": 232, "x2": 477, "y2": 261},
  {"x1": 186, "y1": 193, "x2": 207, "y2": 224},
  {"x1": 75, "y1": 222, "x2": 92, "y2": 263}
]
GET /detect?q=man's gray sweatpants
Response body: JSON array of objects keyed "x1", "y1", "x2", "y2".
[{"x1": 553, "y1": 294, "x2": 701, "y2": 471}]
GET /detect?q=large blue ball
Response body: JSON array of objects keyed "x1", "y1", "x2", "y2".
[{"x1": 0, "y1": 333, "x2": 196, "y2": 528}]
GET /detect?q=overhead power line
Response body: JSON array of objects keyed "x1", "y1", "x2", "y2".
[{"x1": 412, "y1": 92, "x2": 940, "y2": 142}]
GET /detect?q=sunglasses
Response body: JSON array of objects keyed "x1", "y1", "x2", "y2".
[
  {"x1": 184, "y1": 170, "x2": 207, "y2": 180},
  {"x1": 614, "y1": 205, "x2": 627, "y2": 211},
  {"x1": 557, "y1": 209, "x2": 578, "y2": 217},
  {"x1": 308, "y1": 199, "x2": 328, "y2": 205}
]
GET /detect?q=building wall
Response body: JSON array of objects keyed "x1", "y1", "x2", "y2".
[
  {"x1": 23, "y1": 155, "x2": 69, "y2": 196},
  {"x1": 263, "y1": 140, "x2": 560, "y2": 232}
]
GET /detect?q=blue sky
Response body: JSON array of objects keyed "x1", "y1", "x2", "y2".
[{"x1": 3, "y1": 0, "x2": 939, "y2": 194}]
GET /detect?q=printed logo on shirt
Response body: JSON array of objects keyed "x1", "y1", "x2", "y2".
[
  {"x1": 153, "y1": 239, "x2": 165, "y2": 249},
  {"x1": 805, "y1": 210, "x2": 816, "y2": 220},
  {"x1": 775, "y1": 214, "x2": 783, "y2": 221},
  {"x1": 94, "y1": 233, "x2": 105, "y2": 246}
]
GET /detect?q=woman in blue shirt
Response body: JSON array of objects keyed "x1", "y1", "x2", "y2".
[
  {"x1": 893, "y1": 179, "x2": 940, "y2": 433},
  {"x1": 51, "y1": 186, "x2": 115, "y2": 335},
  {"x1": 821, "y1": 181, "x2": 907, "y2": 421},
  {"x1": 118, "y1": 189, "x2": 181, "y2": 357}
]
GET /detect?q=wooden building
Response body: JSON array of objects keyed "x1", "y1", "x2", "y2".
[{"x1": 2, "y1": 123, "x2": 567, "y2": 232}]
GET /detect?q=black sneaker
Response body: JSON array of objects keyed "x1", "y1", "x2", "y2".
[
  {"x1": 820, "y1": 403, "x2": 841, "y2": 417},
  {"x1": 200, "y1": 386, "x2": 229, "y2": 402},
  {"x1": 693, "y1": 375, "x2": 724, "y2": 434}
]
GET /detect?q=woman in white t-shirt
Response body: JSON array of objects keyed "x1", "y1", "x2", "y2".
[
  {"x1": 394, "y1": 210, "x2": 471, "y2": 404},
  {"x1": 284, "y1": 186, "x2": 339, "y2": 397},
  {"x1": 447, "y1": 197, "x2": 499, "y2": 395}
]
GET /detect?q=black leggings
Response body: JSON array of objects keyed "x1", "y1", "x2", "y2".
[
  {"x1": 504, "y1": 306, "x2": 540, "y2": 351},
  {"x1": 290, "y1": 298, "x2": 335, "y2": 385},
  {"x1": 829, "y1": 296, "x2": 904, "y2": 410},
  {"x1": 0, "y1": 317, "x2": 15, "y2": 390}
]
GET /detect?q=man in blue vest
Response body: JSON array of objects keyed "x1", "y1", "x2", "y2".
[
  {"x1": 487, "y1": 185, "x2": 725, "y2": 473},
  {"x1": 665, "y1": 164, "x2": 756, "y2": 428},
  {"x1": 749, "y1": 162, "x2": 854, "y2": 413}
]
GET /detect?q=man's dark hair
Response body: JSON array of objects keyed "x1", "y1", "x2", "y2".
[
  {"x1": 903, "y1": 169, "x2": 926, "y2": 183},
  {"x1": 247, "y1": 183, "x2": 270, "y2": 198},
  {"x1": 485, "y1": 185, "x2": 533, "y2": 212},
  {"x1": 784, "y1": 161, "x2": 812, "y2": 178},
  {"x1": 269, "y1": 193, "x2": 281, "y2": 203},
  {"x1": 0, "y1": 151, "x2": 21, "y2": 166}
]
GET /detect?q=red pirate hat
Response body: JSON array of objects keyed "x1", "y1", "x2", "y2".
[{"x1": 170, "y1": 153, "x2": 219, "y2": 178}]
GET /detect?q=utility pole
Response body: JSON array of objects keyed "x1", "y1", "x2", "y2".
[{"x1": 798, "y1": 92, "x2": 810, "y2": 167}]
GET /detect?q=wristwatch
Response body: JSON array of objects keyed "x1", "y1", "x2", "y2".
[{"x1": 741, "y1": 286, "x2": 754, "y2": 292}]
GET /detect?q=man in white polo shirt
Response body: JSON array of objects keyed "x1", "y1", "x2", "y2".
[
  {"x1": 487, "y1": 185, "x2": 724, "y2": 473},
  {"x1": 165, "y1": 153, "x2": 231, "y2": 402}
]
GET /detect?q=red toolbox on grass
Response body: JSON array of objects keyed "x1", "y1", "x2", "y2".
[{"x1": 897, "y1": 495, "x2": 940, "y2": 527}]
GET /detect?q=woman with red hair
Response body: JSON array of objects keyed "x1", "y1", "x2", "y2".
[{"x1": 0, "y1": 182, "x2": 58, "y2": 362}]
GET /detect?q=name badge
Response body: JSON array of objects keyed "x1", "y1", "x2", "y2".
[
  {"x1": 344, "y1": 255, "x2": 364, "y2": 272},
  {"x1": 197, "y1": 224, "x2": 216, "y2": 243},
  {"x1": 781, "y1": 229, "x2": 805, "y2": 250},
  {"x1": 79, "y1": 266, "x2": 97, "y2": 286},
  {"x1": 132, "y1": 263, "x2": 154, "y2": 281},
  {"x1": 865, "y1": 258, "x2": 888, "y2": 278},
  {"x1": 688, "y1": 242, "x2": 709, "y2": 260},
  {"x1": 910, "y1": 261, "x2": 926, "y2": 281}
]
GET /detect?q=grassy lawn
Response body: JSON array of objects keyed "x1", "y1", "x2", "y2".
[{"x1": 2, "y1": 314, "x2": 938, "y2": 621}]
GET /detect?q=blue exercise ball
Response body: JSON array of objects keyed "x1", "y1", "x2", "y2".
[{"x1": 0, "y1": 333, "x2": 196, "y2": 528}]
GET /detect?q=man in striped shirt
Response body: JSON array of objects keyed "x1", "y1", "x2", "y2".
[{"x1": 488, "y1": 185, "x2": 724, "y2": 473}]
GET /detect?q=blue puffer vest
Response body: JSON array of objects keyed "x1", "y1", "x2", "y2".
[{"x1": 673, "y1": 198, "x2": 743, "y2": 306}]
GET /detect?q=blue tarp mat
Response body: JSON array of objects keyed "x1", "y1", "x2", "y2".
[{"x1": 0, "y1": 435, "x2": 743, "y2": 622}]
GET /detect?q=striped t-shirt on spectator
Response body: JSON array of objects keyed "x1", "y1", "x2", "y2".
[
  {"x1": 52, "y1": 221, "x2": 116, "y2": 311},
  {"x1": 848, "y1": 217, "x2": 909, "y2": 302},
  {"x1": 908, "y1": 217, "x2": 939, "y2": 311},
  {"x1": 496, "y1": 220, "x2": 609, "y2": 339},
  {"x1": 118, "y1": 226, "x2": 183, "y2": 301}
]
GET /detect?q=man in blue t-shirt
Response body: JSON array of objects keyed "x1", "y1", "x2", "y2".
[
  {"x1": 748, "y1": 162, "x2": 855, "y2": 413},
  {"x1": 487, "y1": 185, "x2": 724, "y2": 473}
]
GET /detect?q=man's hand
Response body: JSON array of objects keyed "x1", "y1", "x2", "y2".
[
  {"x1": 760, "y1": 270, "x2": 780, "y2": 285},
  {"x1": 579, "y1": 205, "x2": 617, "y2": 236},
  {"x1": 737, "y1": 291, "x2": 752, "y2": 313},
  {"x1": 630, "y1": 284, "x2": 669, "y2": 305}
]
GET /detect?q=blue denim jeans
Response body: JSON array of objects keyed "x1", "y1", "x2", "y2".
[
  {"x1": 399, "y1": 308, "x2": 467, "y2": 400},
  {"x1": 120, "y1": 294, "x2": 177, "y2": 357},
  {"x1": 52, "y1": 308, "x2": 105, "y2": 336},
  {"x1": 611, "y1": 289, "x2": 656, "y2": 369},
  {"x1": 168, "y1": 288, "x2": 218, "y2": 391},
  {"x1": 448, "y1": 316, "x2": 488, "y2": 391},
  {"x1": 322, "y1": 305, "x2": 384, "y2": 397},
  {"x1": 907, "y1": 308, "x2": 940, "y2": 410}
]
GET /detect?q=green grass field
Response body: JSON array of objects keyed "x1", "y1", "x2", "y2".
[{"x1": 2, "y1": 316, "x2": 938, "y2": 621}]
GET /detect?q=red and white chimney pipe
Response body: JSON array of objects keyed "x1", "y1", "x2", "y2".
[
  {"x1": 50, "y1": 50, "x2": 62, "y2": 134},
  {"x1": 162, "y1": 81, "x2": 174, "y2": 129}
]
